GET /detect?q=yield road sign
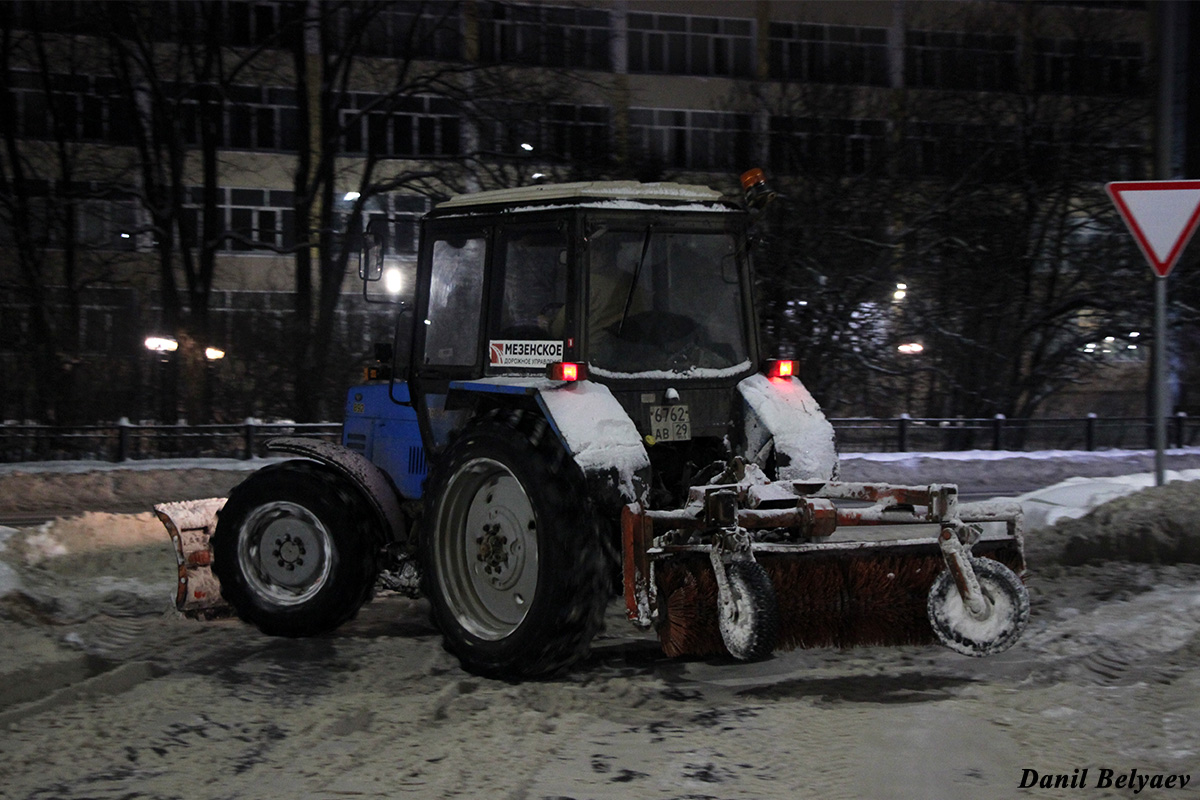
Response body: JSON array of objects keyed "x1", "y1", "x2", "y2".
[{"x1": 1106, "y1": 180, "x2": 1200, "y2": 277}]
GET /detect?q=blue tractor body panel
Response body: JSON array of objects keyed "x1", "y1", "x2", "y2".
[{"x1": 341, "y1": 382, "x2": 427, "y2": 500}]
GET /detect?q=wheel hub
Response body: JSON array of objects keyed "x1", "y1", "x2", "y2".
[
  {"x1": 274, "y1": 534, "x2": 307, "y2": 569},
  {"x1": 237, "y1": 503, "x2": 333, "y2": 604},
  {"x1": 473, "y1": 502, "x2": 528, "y2": 592},
  {"x1": 436, "y1": 458, "x2": 540, "y2": 641}
]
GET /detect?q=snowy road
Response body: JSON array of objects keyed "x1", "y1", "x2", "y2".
[{"x1": 1, "y1": 452, "x2": 1199, "y2": 799}]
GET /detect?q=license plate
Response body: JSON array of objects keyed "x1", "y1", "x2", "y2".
[{"x1": 649, "y1": 404, "x2": 691, "y2": 442}]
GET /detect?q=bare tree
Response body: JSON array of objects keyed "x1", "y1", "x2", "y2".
[
  {"x1": 280, "y1": 0, "x2": 606, "y2": 421},
  {"x1": 748, "y1": 4, "x2": 1154, "y2": 426},
  {"x1": 101, "y1": 1, "x2": 298, "y2": 422},
  {"x1": 0, "y1": 4, "x2": 140, "y2": 422}
]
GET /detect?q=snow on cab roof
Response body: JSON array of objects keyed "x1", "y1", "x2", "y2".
[{"x1": 436, "y1": 180, "x2": 730, "y2": 211}]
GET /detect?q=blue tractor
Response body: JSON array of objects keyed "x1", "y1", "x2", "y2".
[{"x1": 158, "y1": 174, "x2": 1029, "y2": 678}]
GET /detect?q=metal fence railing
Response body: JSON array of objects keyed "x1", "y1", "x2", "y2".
[
  {"x1": 0, "y1": 420, "x2": 343, "y2": 463},
  {"x1": 1, "y1": 414, "x2": 1196, "y2": 464},
  {"x1": 830, "y1": 413, "x2": 1199, "y2": 454}
]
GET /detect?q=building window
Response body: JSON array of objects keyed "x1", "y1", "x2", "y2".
[
  {"x1": 221, "y1": 0, "x2": 284, "y2": 47},
  {"x1": 479, "y1": 103, "x2": 610, "y2": 163},
  {"x1": 479, "y1": 3, "x2": 610, "y2": 70},
  {"x1": 903, "y1": 122, "x2": 1017, "y2": 179},
  {"x1": 10, "y1": 70, "x2": 136, "y2": 145},
  {"x1": 905, "y1": 30, "x2": 1016, "y2": 92},
  {"x1": 630, "y1": 108, "x2": 753, "y2": 171},
  {"x1": 768, "y1": 22, "x2": 889, "y2": 86},
  {"x1": 628, "y1": 13, "x2": 754, "y2": 78},
  {"x1": 341, "y1": 94, "x2": 461, "y2": 157},
  {"x1": 180, "y1": 187, "x2": 295, "y2": 254},
  {"x1": 77, "y1": 196, "x2": 139, "y2": 251},
  {"x1": 360, "y1": 194, "x2": 429, "y2": 256},
  {"x1": 0, "y1": 179, "x2": 138, "y2": 251},
  {"x1": 178, "y1": 85, "x2": 298, "y2": 152},
  {"x1": 353, "y1": 1, "x2": 462, "y2": 60},
  {"x1": 1034, "y1": 38, "x2": 1144, "y2": 96},
  {"x1": 769, "y1": 117, "x2": 887, "y2": 176}
]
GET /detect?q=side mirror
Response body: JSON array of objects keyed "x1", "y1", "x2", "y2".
[{"x1": 360, "y1": 217, "x2": 387, "y2": 281}]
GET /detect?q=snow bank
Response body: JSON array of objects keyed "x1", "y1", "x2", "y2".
[
  {"x1": 1029, "y1": 479, "x2": 1200, "y2": 566},
  {"x1": 0, "y1": 526, "x2": 21, "y2": 597},
  {"x1": 1017, "y1": 469, "x2": 1200, "y2": 530},
  {"x1": 0, "y1": 464, "x2": 272, "y2": 515}
]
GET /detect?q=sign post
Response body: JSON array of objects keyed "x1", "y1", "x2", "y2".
[{"x1": 1106, "y1": 180, "x2": 1200, "y2": 485}]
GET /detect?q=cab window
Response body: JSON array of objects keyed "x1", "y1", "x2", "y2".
[
  {"x1": 496, "y1": 224, "x2": 569, "y2": 340},
  {"x1": 424, "y1": 235, "x2": 486, "y2": 367}
]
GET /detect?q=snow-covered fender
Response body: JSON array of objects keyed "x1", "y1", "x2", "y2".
[
  {"x1": 736, "y1": 374, "x2": 838, "y2": 482},
  {"x1": 267, "y1": 437, "x2": 409, "y2": 546},
  {"x1": 447, "y1": 378, "x2": 650, "y2": 505}
]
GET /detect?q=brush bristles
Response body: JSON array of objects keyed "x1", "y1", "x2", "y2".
[
  {"x1": 657, "y1": 556, "x2": 725, "y2": 657},
  {"x1": 654, "y1": 549, "x2": 1023, "y2": 657}
]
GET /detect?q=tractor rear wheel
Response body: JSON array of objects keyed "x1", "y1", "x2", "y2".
[
  {"x1": 212, "y1": 460, "x2": 380, "y2": 637},
  {"x1": 422, "y1": 413, "x2": 608, "y2": 678}
]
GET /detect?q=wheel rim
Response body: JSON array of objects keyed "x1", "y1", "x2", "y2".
[
  {"x1": 936, "y1": 577, "x2": 1013, "y2": 639},
  {"x1": 435, "y1": 457, "x2": 539, "y2": 641},
  {"x1": 721, "y1": 576, "x2": 748, "y2": 629},
  {"x1": 237, "y1": 501, "x2": 334, "y2": 606},
  {"x1": 928, "y1": 560, "x2": 1028, "y2": 656}
]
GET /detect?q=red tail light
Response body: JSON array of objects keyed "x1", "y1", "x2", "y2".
[
  {"x1": 765, "y1": 359, "x2": 796, "y2": 379},
  {"x1": 546, "y1": 361, "x2": 588, "y2": 382}
]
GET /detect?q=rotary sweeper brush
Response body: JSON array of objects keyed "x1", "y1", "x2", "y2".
[{"x1": 155, "y1": 172, "x2": 1029, "y2": 677}]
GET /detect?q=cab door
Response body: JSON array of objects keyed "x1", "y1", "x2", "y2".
[
  {"x1": 411, "y1": 220, "x2": 492, "y2": 451},
  {"x1": 484, "y1": 218, "x2": 574, "y2": 375}
]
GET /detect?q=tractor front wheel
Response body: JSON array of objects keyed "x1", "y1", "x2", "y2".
[{"x1": 422, "y1": 414, "x2": 608, "y2": 678}]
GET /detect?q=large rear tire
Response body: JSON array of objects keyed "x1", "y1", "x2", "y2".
[
  {"x1": 422, "y1": 413, "x2": 608, "y2": 678},
  {"x1": 212, "y1": 460, "x2": 380, "y2": 637}
]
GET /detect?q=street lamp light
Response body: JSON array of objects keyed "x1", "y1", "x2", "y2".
[
  {"x1": 383, "y1": 267, "x2": 405, "y2": 294},
  {"x1": 144, "y1": 336, "x2": 178, "y2": 353}
]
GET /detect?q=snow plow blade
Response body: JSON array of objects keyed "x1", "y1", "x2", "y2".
[
  {"x1": 623, "y1": 465, "x2": 1028, "y2": 659},
  {"x1": 154, "y1": 498, "x2": 229, "y2": 616}
]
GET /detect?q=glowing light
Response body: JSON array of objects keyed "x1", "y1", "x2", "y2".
[
  {"x1": 546, "y1": 362, "x2": 587, "y2": 382},
  {"x1": 144, "y1": 336, "x2": 178, "y2": 353},
  {"x1": 205, "y1": 347, "x2": 225, "y2": 360},
  {"x1": 896, "y1": 282, "x2": 908, "y2": 290},
  {"x1": 520, "y1": 142, "x2": 534, "y2": 152},
  {"x1": 893, "y1": 290, "x2": 907, "y2": 301},
  {"x1": 897, "y1": 343, "x2": 924, "y2": 354},
  {"x1": 766, "y1": 359, "x2": 796, "y2": 379},
  {"x1": 384, "y1": 267, "x2": 404, "y2": 294},
  {"x1": 343, "y1": 191, "x2": 360, "y2": 201}
]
